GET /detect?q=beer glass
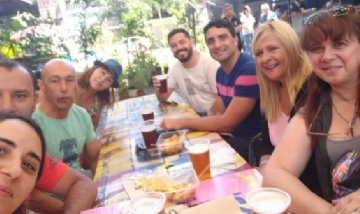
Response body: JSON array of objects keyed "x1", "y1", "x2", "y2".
[
  {"x1": 141, "y1": 107, "x2": 154, "y2": 121},
  {"x1": 155, "y1": 75, "x2": 168, "y2": 93},
  {"x1": 128, "y1": 192, "x2": 166, "y2": 214},
  {"x1": 186, "y1": 139, "x2": 211, "y2": 180},
  {"x1": 139, "y1": 120, "x2": 157, "y2": 149},
  {"x1": 246, "y1": 188, "x2": 291, "y2": 214}
]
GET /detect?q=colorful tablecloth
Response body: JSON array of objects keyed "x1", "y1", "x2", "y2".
[{"x1": 93, "y1": 93, "x2": 261, "y2": 213}]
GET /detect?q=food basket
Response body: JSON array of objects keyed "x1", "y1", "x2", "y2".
[
  {"x1": 143, "y1": 169, "x2": 199, "y2": 204},
  {"x1": 156, "y1": 130, "x2": 186, "y2": 155}
]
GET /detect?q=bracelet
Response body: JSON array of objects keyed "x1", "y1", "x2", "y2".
[{"x1": 259, "y1": 160, "x2": 269, "y2": 169}]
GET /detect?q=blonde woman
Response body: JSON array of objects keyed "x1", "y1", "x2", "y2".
[{"x1": 251, "y1": 20, "x2": 315, "y2": 188}]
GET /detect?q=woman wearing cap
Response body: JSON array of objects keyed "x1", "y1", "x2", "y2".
[
  {"x1": 76, "y1": 59, "x2": 122, "y2": 131},
  {"x1": 77, "y1": 59, "x2": 121, "y2": 170}
]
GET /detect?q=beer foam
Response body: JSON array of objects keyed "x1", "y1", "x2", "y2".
[
  {"x1": 141, "y1": 108, "x2": 153, "y2": 114},
  {"x1": 248, "y1": 191, "x2": 289, "y2": 214},
  {"x1": 141, "y1": 125, "x2": 156, "y2": 132},
  {"x1": 131, "y1": 198, "x2": 163, "y2": 214},
  {"x1": 188, "y1": 144, "x2": 209, "y2": 154},
  {"x1": 157, "y1": 75, "x2": 167, "y2": 80},
  {"x1": 253, "y1": 198, "x2": 286, "y2": 213}
]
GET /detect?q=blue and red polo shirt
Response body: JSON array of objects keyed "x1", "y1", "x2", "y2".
[{"x1": 216, "y1": 53, "x2": 262, "y2": 138}]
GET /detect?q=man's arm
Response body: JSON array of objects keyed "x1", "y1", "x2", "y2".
[
  {"x1": 155, "y1": 87, "x2": 175, "y2": 102},
  {"x1": 82, "y1": 109, "x2": 100, "y2": 174},
  {"x1": 28, "y1": 190, "x2": 64, "y2": 214},
  {"x1": 162, "y1": 64, "x2": 259, "y2": 133},
  {"x1": 29, "y1": 171, "x2": 97, "y2": 214},
  {"x1": 84, "y1": 138, "x2": 101, "y2": 174},
  {"x1": 29, "y1": 154, "x2": 97, "y2": 214},
  {"x1": 177, "y1": 96, "x2": 256, "y2": 132},
  {"x1": 235, "y1": 24, "x2": 242, "y2": 33},
  {"x1": 234, "y1": 17, "x2": 242, "y2": 33},
  {"x1": 53, "y1": 167, "x2": 97, "y2": 214},
  {"x1": 209, "y1": 95, "x2": 226, "y2": 116}
]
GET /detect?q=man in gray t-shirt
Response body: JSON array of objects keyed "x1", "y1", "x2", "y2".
[{"x1": 152, "y1": 28, "x2": 219, "y2": 115}]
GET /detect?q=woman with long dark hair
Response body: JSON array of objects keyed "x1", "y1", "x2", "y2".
[{"x1": 0, "y1": 113, "x2": 46, "y2": 214}]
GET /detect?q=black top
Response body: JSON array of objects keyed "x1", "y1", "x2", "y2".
[
  {"x1": 224, "y1": 16, "x2": 241, "y2": 28},
  {"x1": 292, "y1": 1, "x2": 306, "y2": 11},
  {"x1": 224, "y1": 16, "x2": 242, "y2": 48},
  {"x1": 254, "y1": 80, "x2": 323, "y2": 198}
]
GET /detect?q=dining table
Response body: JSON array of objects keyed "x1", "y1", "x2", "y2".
[{"x1": 90, "y1": 93, "x2": 262, "y2": 214}]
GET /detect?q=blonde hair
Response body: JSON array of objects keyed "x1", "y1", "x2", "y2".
[
  {"x1": 261, "y1": 3, "x2": 270, "y2": 10},
  {"x1": 252, "y1": 20, "x2": 312, "y2": 121}
]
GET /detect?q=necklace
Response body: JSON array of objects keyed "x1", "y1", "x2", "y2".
[{"x1": 332, "y1": 99, "x2": 359, "y2": 136}]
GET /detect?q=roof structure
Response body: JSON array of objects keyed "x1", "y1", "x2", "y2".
[{"x1": 0, "y1": 0, "x2": 39, "y2": 18}]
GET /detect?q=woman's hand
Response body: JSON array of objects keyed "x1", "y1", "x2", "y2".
[{"x1": 331, "y1": 190, "x2": 360, "y2": 214}]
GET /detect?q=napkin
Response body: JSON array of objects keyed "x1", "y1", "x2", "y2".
[
  {"x1": 180, "y1": 195, "x2": 242, "y2": 214},
  {"x1": 79, "y1": 203, "x2": 187, "y2": 214}
]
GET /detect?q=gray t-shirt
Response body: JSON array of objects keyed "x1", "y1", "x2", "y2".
[
  {"x1": 327, "y1": 136, "x2": 360, "y2": 164},
  {"x1": 167, "y1": 52, "x2": 219, "y2": 113}
]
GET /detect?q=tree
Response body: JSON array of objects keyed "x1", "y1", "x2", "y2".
[
  {"x1": 0, "y1": 12, "x2": 70, "y2": 69},
  {"x1": 73, "y1": 0, "x2": 106, "y2": 62}
]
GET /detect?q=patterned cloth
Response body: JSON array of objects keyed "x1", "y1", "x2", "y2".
[
  {"x1": 93, "y1": 93, "x2": 261, "y2": 213},
  {"x1": 332, "y1": 150, "x2": 360, "y2": 199}
]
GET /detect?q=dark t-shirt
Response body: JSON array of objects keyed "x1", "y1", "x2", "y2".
[
  {"x1": 224, "y1": 16, "x2": 242, "y2": 49},
  {"x1": 292, "y1": 1, "x2": 306, "y2": 11},
  {"x1": 216, "y1": 53, "x2": 262, "y2": 137}
]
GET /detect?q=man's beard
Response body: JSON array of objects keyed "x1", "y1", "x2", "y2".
[{"x1": 175, "y1": 48, "x2": 193, "y2": 63}]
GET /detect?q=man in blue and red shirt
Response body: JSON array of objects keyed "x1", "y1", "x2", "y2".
[{"x1": 161, "y1": 19, "x2": 262, "y2": 161}]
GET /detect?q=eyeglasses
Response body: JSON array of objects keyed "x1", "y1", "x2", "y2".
[
  {"x1": 307, "y1": 102, "x2": 358, "y2": 139},
  {"x1": 304, "y1": 6, "x2": 356, "y2": 25}
]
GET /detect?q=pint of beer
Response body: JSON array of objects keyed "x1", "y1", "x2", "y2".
[
  {"x1": 141, "y1": 108, "x2": 154, "y2": 121},
  {"x1": 246, "y1": 188, "x2": 291, "y2": 214},
  {"x1": 139, "y1": 120, "x2": 157, "y2": 149},
  {"x1": 186, "y1": 139, "x2": 211, "y2": 180},
  {"x1": 128, "y1": 192, "x2": 166, "y2": 214},
  {"x1": 155, "y1": 75, "x2": 168, "y2": 93}
]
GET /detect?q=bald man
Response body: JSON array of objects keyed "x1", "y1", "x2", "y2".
[
  {"x1": 0, "y1": 59, "x2": 97, "y2": 213},
  {"x1": 32, "y1": 59, "x2": 100, "y2": 175}
]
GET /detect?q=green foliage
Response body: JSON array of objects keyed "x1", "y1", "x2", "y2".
[
  {"x1": 0, "y1": 12, "x2": 69, "y2": 69},
  {"x1": 74, "y1": 0, "x2": 105, "y2": 61},
  {"x1": 128, "y1": 48, "x2": 159, "y2": 89},
  {"x1": 0, "y1": 16, "x2": 26, "y2": 58}
]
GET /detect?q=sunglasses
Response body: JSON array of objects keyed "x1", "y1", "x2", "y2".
[
  {"x1": 304, "y1": 6, "x2": 356, "y2": 25},
  {"x1": 307, "y1": 102, "x2": 358, "y2": 139}
]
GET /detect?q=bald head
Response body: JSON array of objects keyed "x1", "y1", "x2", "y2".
[
  {"x1": 38, "y1": 58, "x2": 77, "y2": 112},
  {"x1": 41, "y1": 59, "x2": 75, "y2": 81}
]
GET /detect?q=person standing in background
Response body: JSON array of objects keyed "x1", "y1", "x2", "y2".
[
  {"x1": 240, "y1": 5, "x2": 256, "y2": 54},
  {"x1": 274, "y1": 5, "x2": 283, "y2": 19},
  {"x1": 259, "y1": 3, "x2": 278, "y2": 25},
  {"x1": 291, "y1": 0, "x2": 306, "y2": 12},
  {"x1": 223, "y1": 4, "x2": 243, "y2": 51}
]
